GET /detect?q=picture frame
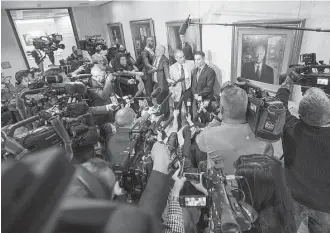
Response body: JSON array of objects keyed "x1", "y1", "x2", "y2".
[
  {"x1": 166, "y1": 19, "x2": 202, "y2": 65},
  {"x1": 107, "y1": 22, "x2": 126, "y2": 48},
  {"x1": 231, "y1": 19, "x2": 305, "y2": 91},
  {"x1": 129, "y1": 18, "x2": 156, "y2": 58}
]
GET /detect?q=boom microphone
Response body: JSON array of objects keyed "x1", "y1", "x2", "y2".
[{"x1": 179, "y1": 15, "x2": 191, "y2": 35}]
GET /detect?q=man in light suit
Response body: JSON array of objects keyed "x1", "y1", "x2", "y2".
[
  {"x1": 169, "y1": 49, "x2": 195, "y2": 113},
  {"x1": 149, "y1": 45, "x2": 170, "y2": 119},
  {"x1": 241, "y1": 45, "x2": 274, "y2": 84},
  {"x1": 191, "y1": 51, "x2": 216, "y2": 119}
]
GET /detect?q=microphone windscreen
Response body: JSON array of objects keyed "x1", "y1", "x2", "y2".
[
  {"x1": 179, "y1": 22, "x2": 189, "y2": 35},
  {"x1": 64, "y1": 82, "x2": 87, "y2": 95},
  {"x1": 187, "y1": 98, "x2": 192, "y2": 107}
]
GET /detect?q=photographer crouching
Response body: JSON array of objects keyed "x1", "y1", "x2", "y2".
[{"x1": 276, "y1": 76, "x2": 330, "y2": 233}]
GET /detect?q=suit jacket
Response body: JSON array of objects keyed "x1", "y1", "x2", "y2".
[
  {"x1": 241, "y1": 62, "x2": 274, "y2": 84},
  {"x1": 169, "y1": 60, "x2": 195, "y2": 102},
  {"x1": 141, "y1": 48, "x2": 155, "y2": 73},
  {"x1": 178, "y1": 42, "x2": 194, "y2": 60},
  {"x1": 191, "y1": 64, "x2": 216, "y2": 100},
  {"x1": 153, "y1": 55, "x2": 170, "y2": 91}
]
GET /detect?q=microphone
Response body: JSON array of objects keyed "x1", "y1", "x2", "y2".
[
  {"x1": 225, "y1": 175, "x2": 244, "y2": 180},
  {"x1": 187, "y1": 98, "x2": 192, "y2": 114},
  {"x1": 179, "y1": 15, "x2": 191, "y2": 35}
]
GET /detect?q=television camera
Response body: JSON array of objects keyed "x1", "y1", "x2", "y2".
[
  {"x1": 32, "y1": 34, "x2": 65, "y2": 65},
  {"x1": 1, "y1": 100, "x2": 102, "y2": 162},
  {"x1": 79, "y1": 35, "x2": 107, "y2": 56},
  {"x1": 180, "y1": 169, "x2": 258, "y2": 233},
  {"x1": 289, "y1": 53, "x2": 330, "y2": 94},
  {"x1": 112, "y1": 93, "x2": 184, "y2": 202},
  {"x1": 236, "y1": 78, "x2": 287, "y2": 142}
]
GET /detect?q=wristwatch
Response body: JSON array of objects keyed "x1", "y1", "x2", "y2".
[{"x1": 168, "y1": 195, "x2": 179, "y2": 202}]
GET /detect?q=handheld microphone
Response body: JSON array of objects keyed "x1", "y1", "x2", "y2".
[
  {"x1": 187, "y1": 98, "x2": 192, "y2": 114},
  {"x1": 179, "y1": 15, "x2": 191, "y2": 35}
]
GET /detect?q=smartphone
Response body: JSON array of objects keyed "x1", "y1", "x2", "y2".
[
  {"x1": 179, "y1": 195, "x2": 211, "y2": 207},
  {"x1": 183, "y1": 172, "x2": 202, "y2": 184}
]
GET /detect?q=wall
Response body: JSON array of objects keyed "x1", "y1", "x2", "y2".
[
  {"x1": 72, "y1": 6, "x2": 107, "y2": 39},
  {"x1": 100, "y1": 1, "x2": 330, "y2": 95},
  {"x1": 1, "y1": 10, "x2": 27, "y2": 81}
]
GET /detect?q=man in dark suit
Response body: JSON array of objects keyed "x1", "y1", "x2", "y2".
[
  {"x1": 178, "y1": 34, "x2": 194, "y2": 61},
  {"x1": 241, "y1": 45, "x2": 274, "y2": 84},
  {"x1": 150, "y1": 45, "x2": 170, "y2": 119},
  {"x1": 191, "y1": 51, "x2": 216, "y2": 119},
  {"x1": 141, "y1": 37, "x2": 156, "y2": 97}
]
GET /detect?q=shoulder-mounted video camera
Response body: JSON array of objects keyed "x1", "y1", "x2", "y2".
[
  {"x1": 33, "y1": 34, "x2": 65, "y2": 54},
  {"x1": 236, "y1": 78, "x2": 287, "y2": 142},
  {"x1": 289, "y1": 53, "x2": 330, "y2": 94},
  {"x1": 79, "y1": 35, "x2": 107, "y2": 56}
]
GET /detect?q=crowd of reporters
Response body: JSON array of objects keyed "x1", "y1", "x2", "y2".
[{"x1": 1, "y1": 35, "x2": 330, "y2": 233}]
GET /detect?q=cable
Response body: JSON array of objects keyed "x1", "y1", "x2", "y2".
[{"x1": 189, "y1": 22, "x2": 330, "y2": 33}]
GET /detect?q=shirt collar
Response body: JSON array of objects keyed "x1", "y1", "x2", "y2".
[
  {"x1": 145, "y1": 47, "x2": 154, "y2": 54},
  {"x1": 198, "y1": 64, "x2": 206, "y2": 71},
  {"x1": 255, "y1": 63, "x2": 263, "y2": 69}
]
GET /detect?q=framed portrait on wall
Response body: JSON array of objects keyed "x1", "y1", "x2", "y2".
[
  {"x1": 231, "y1": 20, "x2": 305, "y2": 91},
  {"x1": 166, "y1": 19, "x2": 202, "y2": 65},
  {"x1": 107, "y1": 22, "x2": 126, "y2": 47},
  {"x1": 129, "y1": 18, "x2": 156, "y2": 58}
]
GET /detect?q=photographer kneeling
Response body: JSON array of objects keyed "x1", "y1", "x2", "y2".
[
  {"x1": 276, "y1": 77, "x2": 330, "y2": 233},
  {"x1": 196, "y1": 82, "x2": 273, "y2": 175}
]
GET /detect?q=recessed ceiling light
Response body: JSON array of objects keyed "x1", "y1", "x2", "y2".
[{"x1": 89, "y1": 0, "x2": 95, "y2": 1}]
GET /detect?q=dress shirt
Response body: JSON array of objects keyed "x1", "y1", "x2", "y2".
[
  {"x1": 153, "y1": 57, "x2": 160, "y2": 83},
  {"x1": 196, "y1": 64, "x2": 206, "y2": 82},
  {"x1": 179, "y1": 62, "x2": 191, "y2": 89},
  {"x1": 164, "y1": 199, "x2": 184, "y2": 233}
]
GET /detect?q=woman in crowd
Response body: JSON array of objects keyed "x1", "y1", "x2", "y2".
[{"x1": 234, "y1": 154, "x2": 297, "y2": 233}]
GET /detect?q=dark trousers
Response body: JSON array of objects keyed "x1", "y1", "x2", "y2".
[
  {"x1": 153, "y1": 83, "x2": 170, "y2": 120},
  {"x1": 143, "y1": 74, "x2": 154, "y2": 97}
]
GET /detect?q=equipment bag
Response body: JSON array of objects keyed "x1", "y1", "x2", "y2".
[{"x1": 247, "y1": 96, "x2": 287, "y2": 142}]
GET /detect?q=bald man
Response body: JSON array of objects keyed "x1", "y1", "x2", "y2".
[
  {"x1": 105, "y1": 107, "x2": 136, "y2": 166},
  {"x1": 149, "y1": 45, "x2": 170, "y2": 119},
  {"x1": 241, "y1": 45, "x2": 274, "y2": 84}
]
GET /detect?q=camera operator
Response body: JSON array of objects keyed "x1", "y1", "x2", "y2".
[
  {"x1": 276, "y1": 77, "x2": 330, "y2": 232},
  {"x1": 14, "y1": 70, "x2": 30, "y2": 94},
  {"x1": 66, "y1": 157, "x2": 122, "y2": 200},
  {"x1": 69, "y1": 46, "x2": 83, "y2": 60},
  {"x1": 105, "y1": 107, "x2": 136, "y2": 166},
  {"x1": 89, "y1": 56, "x2": 117, "y2": 106},
  {"x1": 105, "y1": 144, "x2": 186, "y2": 233},
  {"x1": 234, "y1": 154, "x2": 297, "y2": 233},
  {"x1": 196, "y1": 82, "x2": 273, "y2": 175},
  {"x1": 114, "y1": 53, "x2": 145, "y2": 97}
]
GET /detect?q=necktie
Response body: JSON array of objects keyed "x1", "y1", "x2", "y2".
[
  {"x1": 196, "y1": 68, "x2": 201, "y2": 82},
  {"x1": 256, "y1": 65, "x2": 261, "y2": 79},
  {"x1": 181, "y1": 64, "x2": 186, "y2": 92}
]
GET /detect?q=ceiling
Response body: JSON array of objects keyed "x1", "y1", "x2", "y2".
[{"x1": 1, "y1": 0, "x2": 112, "y2": 9}]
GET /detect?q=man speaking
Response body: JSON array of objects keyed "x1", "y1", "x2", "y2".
[{"x1": 241, "y1": 45, "x2": 274, "y2": 84}]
